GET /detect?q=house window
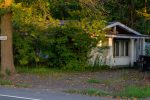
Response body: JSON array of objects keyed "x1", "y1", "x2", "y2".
[
  {"x1": 114, "y1": 40, "x2": 129, "y2": 57},
  {"x1": 125, "y1": 42, "x2": 129, "y2": 56},
  {"x1": 114, "y1": 41, "x2": 119, "y2": 56}
]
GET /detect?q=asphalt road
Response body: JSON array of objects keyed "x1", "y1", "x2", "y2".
[{"x1": 0, "y1": 87, "x2": 115, "y2": 100}]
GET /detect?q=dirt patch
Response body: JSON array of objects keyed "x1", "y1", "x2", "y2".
[{"x1": 8, "y1": 69, "x2": 150, "y2": 94}]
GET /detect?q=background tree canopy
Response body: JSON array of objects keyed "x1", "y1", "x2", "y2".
[{"x1": 104, "y1": 0, "x2": 150, "y2": 34}]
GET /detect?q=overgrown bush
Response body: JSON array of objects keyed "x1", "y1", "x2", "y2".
[
  {"x1": 13, "y1": 22, "x2": 97, "y2": 70},
  {"x1": 13, "y1": 31, "x2": 38, "y2": 65},
  {"x1": 12, "y1": 0, "x2": 106, "y2": 70}
]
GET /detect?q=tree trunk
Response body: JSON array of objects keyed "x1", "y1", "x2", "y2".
[{"x1": 1, "y1": 12, "x2": 15, "y2": 76}]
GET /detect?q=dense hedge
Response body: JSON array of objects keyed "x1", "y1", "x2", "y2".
[
  {"x1": 13, "y1": 22, "x2": 97, "y2": 70},
  {"x1": 11, "y1": 0, "x2": 106, "y2": 70}
]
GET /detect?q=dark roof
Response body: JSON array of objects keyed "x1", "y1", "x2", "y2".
[{"x1": 104, "y1": 22, "x2": 141, "y2": 35}]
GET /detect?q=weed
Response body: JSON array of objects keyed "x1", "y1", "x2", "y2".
[
  {"x1": 87, "y1": 78, "x2": 112, "y2": 85},
  {"x1": 15, "y1": 83, "x2": 31, "y2": 88},
  {"x1": 0, "y1": 79, "x2": 12, "y2": 85},
  {"x1": 5, "y1": 69, "x2": 11, "y2": 76},
  {"x1": 87, "y1": 78, "x2": 101, "y2": 83},
  {"x1": 65, "y1": 88, "x2": 109, "y2": 96}
]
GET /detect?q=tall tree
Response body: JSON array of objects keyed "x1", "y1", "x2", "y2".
[
  {"x1": 0, "y1": 0, "x2": 15, "y2": 75},
  {"x1": 104, "y1": 0, "x2": 150, "y2": 34}
]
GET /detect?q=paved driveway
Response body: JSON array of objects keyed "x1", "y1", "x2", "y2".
[{"x1": 0, "y1": 87, "x2": 114, "y2": 100}]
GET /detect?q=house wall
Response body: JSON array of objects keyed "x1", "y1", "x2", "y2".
[
  {"x1": 129, "y1": 38, "x2": 134, "y2": 66},
  {"x1": 88, "y1": 38, "x2": 145, "y2": 67},
  {"x1": 111, "y1": 38, "x2": 145, "y2": 67},
  {"x1": 113, "y1": 57, "x2": 130, "y2": 66},
  {"x1": 109, "y1": 38, "x2": 137, "y2": 67},
  {"x1": 112, "y1": 38, "x2": 140, "y2": 67}
]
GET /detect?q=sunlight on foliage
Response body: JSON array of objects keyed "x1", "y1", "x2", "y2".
[{"x1": 136, "y1": 10, "x2": 150, "y2": 20}]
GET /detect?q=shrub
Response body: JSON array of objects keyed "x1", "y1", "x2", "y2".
[
  {"x1": 13, "y1": 22, "x2": 97, "y2": 70},
  {"x1": 39, "y1": 24, "x2": 95, "y2": 69}
]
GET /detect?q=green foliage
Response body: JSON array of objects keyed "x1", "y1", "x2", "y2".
[
  {"x1": 82, "y1": 88, "x2": 108, "y2": 96},
  {"x1": 46, "y1": 0, "x2": 150, "y2": 35},
  {"x1": 12, "y1": 2, "x2": 58, "y2": 30},
  {"x1": 40, "y1": 23, "x2": 96, "y2": 68},
  {"x1": 48, "y1": 0, "x2": 81, "y2": 20},
  {"x1": 13, "y1": 32, "x2": 36, "y2": 65},
  {"x1": 13, "y1": 20, "x2": 99, "y2": 69},
  {"x1": 66, "y1": 86, "x2": 150, "y2": 98},
  {"x1": 12, "y1": 0, "x2": 107, "y2": 70},
  {"x1": 0, "y1": 7, "x2": 11, "y2": 16},
  {"x1": 48, "y1": 0, "x2": 106, "y2": 20},
  {"x1": 0, "y1": 8, "x2": 6, "y2": 15},
  {"x1": 12, "y1": 1, "x2": 59, "y2": 66},
  {"x1": 5, "y1": 0, "x2": 107, "y2": 70}
]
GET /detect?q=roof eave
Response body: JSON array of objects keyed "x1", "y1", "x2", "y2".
[
  {"x1": 106, "y1": 34, "x2": 150, "y2": 39},
  {"x1": 104, "y1": 22, "x2": 142, "y2": 35}
]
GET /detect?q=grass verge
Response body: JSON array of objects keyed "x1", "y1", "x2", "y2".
[
  {"x1": 0, "y1": 78, "x2": 31, "y2": 88},
  {"x1": 115, "y1": 85, "x2": 150, "y2": 98},
  {"x1": 87, "y1": 78, "x2": 112, "y2": 85},
  {"x1": 65, "y1": 86, "x2": 150, "y2": 99},
  {"x1": 16, "y1": 66, "x2": 66, "y2": 76},
  {"x1": 87, "y1": 78, "x2": 101, "y2": 84},
  {"x1": 64, "y1": 88, "x2": 109, "y2": 96},
  {"x1": 0, "y1": 78, "x2": 12, "y2": 85}
]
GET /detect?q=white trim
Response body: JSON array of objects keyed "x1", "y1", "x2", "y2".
[
  {"x1": 104, "y1": 22, "x2": 141, "y2": 35},
  {"x1": 106, "y1": 34, "x2": 146, "y2": 39},
  {"x1": 114, "y1": 56, "x2": 129, "y2": 58},
  {"x1": 114, "y1": 40, "x2": 129, "y2": 57},
  {"x1": 142, "y1": 38, "x2": 145, "y2": 55},
  {"x1": 108, "y1": 37, "x2": 113, "y2": 67},
  {"x1": 130, "y1": 39, "x2": 134, "y2": 66}
]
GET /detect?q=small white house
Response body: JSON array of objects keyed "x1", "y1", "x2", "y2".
[{"x1": 89, "y1": 22, "x2": 150, "y2": 67}]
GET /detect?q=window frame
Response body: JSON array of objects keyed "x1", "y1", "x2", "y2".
[{"x1": 114, "y1": 40, "x2": 129, "y2": 57}]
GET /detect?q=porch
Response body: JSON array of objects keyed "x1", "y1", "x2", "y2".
[{"x1": 107, "y1": 35, "x2": 145, "y2": 67}]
